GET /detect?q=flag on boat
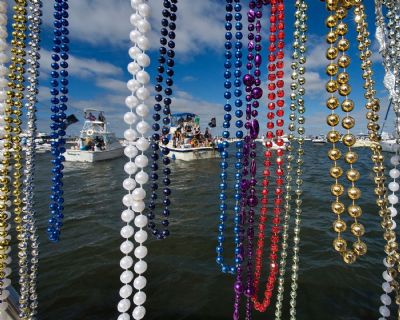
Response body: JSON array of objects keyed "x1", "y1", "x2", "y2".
[
  {"x1": 65, "y1": 114, "x2": 79, "y2": 128},
  {"x1": 208, "y1": 117, "x2": 216, "y2": 128}
]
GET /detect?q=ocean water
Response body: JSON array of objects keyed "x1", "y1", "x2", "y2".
[{"x1": 11, "y1": 142, "x2": 395, "y2": 320}]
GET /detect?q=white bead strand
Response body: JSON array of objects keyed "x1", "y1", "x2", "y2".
[
  {"x1": 118, "y1": 0, "x2": 150, "y2": 319},
  {"x1": 0, "y1": 1, "x2": 10, "y2": 318}
]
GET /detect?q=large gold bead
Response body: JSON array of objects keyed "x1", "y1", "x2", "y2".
[
  {"x1": 346, "y1": 168, "x2": 360, "y2": 182},
  {"x1": 341, "y1": 99, "x2": 354, "y2": 112},
  {"x1": 327, "y1": 63, "x2": 339, "y2": 76},
  {"x1": 351, "y1": 222, "x2": 365, "y2": 237},
  {"x1": 348, "y1": 187, "x2": 361, "y2": 200},
  {"x1": 353, "y1": 241, "x2": 367, "y2": 256},
  {"x1": 348, "y1": 205, "x2": 362, "y2": 218},
  {"x1": 338, "y1": 55, "x2": 351, "y2": 68},
  {"x1": 333, "y1": 238, "x2": 347, "y2": 252},
  {"x1": 326, "y1": 80, "x2": 338, "y2": 93},
  {"x1": 326, "y1": 47, "x2": 339, "y2": 60},
  {"x1": 328, "y1": 148, "x2": 342, "y2": 161},
  {"x1": 327, "y1": 97, "x2": 339, "y2": 110},
  {"x1": 330, "y1": 166, "x2": 343, "y2": 179},
  {"x1": 326, "y1": 0, "x2": 339, "y2": 11},
  {"x1": 342, "y1": 250, "x2": 357, "y2": 264},
  {"x1": 327, "y1": 130, "x2": 341, "y2": 143},
  {"x1": 326, "y1": 31, "x2": 338, "y2": 44},
  {"x1": 342, "y1": 116, "x2": 355, "y2": 129},
  {"x1": 331, "y1": 183, "x2": 345, "y2": 196},
  {"x1": 342, "y1": 134, "x2": 356, "y2": 146},
  {"x1": 326, "y1": 15, "x2": 337, "y2": 28},
  {"x1": 339, "y1": 83, "x2": 352, "y2": 96},
  {"x1": 337, "y1": 72, "x2": 349, "y2": 84},
  {"x1": 345, "y1": 151, "x2": 358, "y2": 164},
  {"x1": 337, "y1": 22, "x2": 349, "y2": 36},
  {"x1": 336, "y1": 7, "x2": 348, "y2": 19},
  {"x1": 333, "y1": 219, "x2": 347, "y2": 232},
  {"x1": 327, "y1": 114, "x2": 340, "y2": 127},
  {"x1": 338, "y1": 38, "x2": 350, "y2": 51}
]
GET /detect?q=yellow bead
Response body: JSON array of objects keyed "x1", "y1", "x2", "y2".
[
  {"x1": 326, "y1": 47, "x2": 339, "y2": 60},
  {"x1": 327, "y1": 130, "x2": 341, "y2": 143},
  {"x1": 337, "y1": 22, "x2": 348, "y2": 36},
  {"x1": 346, "y1": 168, "x2": 360, "y2": 182},
  {"x1": 344, "y1": 151, "x2": 358, "y2": 164},
  {"x1": 348, "y1": 205, "x2": 362, "y2": 218},
  {"x1": 327, "y1": 114, "x2": 340, "y2": 127},
  {"x1": 337, "y1": 72, "x2": 349, "y2": 84},
  {"x1": 333, "y1": 238, "x2": 347, "y2": 252},
  {"x1": 353, "y1": 241, "x2": 367, "y2": 256},
  {"x1": 327, "y1": 63, "x2": 339, "y2": 76},
  {"x1": 326, "y1": 15, "x2": 338, "y2": 28},
  {"x1": 342, "y1": 134, "x2": 356, "y2": 147},
  {"x1": 336, "y1": 7, "x2": 348, "y2": 19},
  {"x1": 338, "y1": 38, "x2": 350, "y2": 51},
  {"x1": 342, "y1": 116, "x2": 355, "y2": 129},
  {"x1": 330, "y1": 166, "x2": 343, "y2": 179},
  {"x1": 333, "y1": 219, "x2": 347, "y2": 232},
  {"x1": 326, "y1": 31, "x2": 338, "y2": 44},
  {"x1": 338, "y1": 55, "x2": 351, "y2": 68},
  {"x1": 331, "y1": 183, "x2": 344, "y2": 196},
  {"x1": 332, "y1": 201, "x2": 345, "y2": 215},
  {"x1": 327, "y1": 97, "x2": 339, "y2": 110},
  {"x1": 341, "y1": 99, "x2": 354, "y2": 112},
  {"x1": 348, "y1": 187, "x2": 361, "y2": 200},
  {"x1": 351, "y1": 222, "x2": 365, "y2": 237},
  {"x1": 326, "y1": 0, "x2": 339, "y2": 11},
  {"x1": 326, "y1": 80, "x2": 338, "y2": 93},
  {"x1": 339, "y1": 83, "x2": 351, "y2": 96},
  {"x1": 343, "y1": 250, "x2": 357, "y2": 264},
  {"x1": 328, "y1": 148, "x2": 342, "y2": 161}
]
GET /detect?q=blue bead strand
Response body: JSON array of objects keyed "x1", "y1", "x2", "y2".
[
  {"x1": 148, "y1": 0, "x2": 178, "y2": 240},
  {"x1": 216, "y1": 0, "x2": 244, "y2": 275},
  {"x1": 48, "y1": 0, "x2": 69, "y2": 242}
]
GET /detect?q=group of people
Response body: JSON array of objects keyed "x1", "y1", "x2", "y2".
[
  {"x1": 84, "y1": 111, "x2": 106, "y2": 123},
  {"x1": 172, "y1": 123, "x2": 213, "y2": 148},
  {"x1": 79, "y1": 136, "x2": 105, "y2": 151}
]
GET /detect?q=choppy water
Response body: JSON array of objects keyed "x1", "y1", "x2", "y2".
[{"x1": 11, "y1": 142, "x2": 396, "y2": 319}]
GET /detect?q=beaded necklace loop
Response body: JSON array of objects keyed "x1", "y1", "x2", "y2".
[
  {"x1": 275, "y1": 1, "x2": 307, "y2": 319},
  {"x1": 48, "y1": 0, "x2": 70, "y2": 242},
  {"x1": 375, "y1": 0, "x2": 400, "y2": 318},
  {"x1": 148, "y1": 0, "x2": 178, "y2": 240},
  {"x1": 118, "y1": 1, "x2": 151, "y2": 319},
  {"x1": 216, "y1": 0, "x2": 244, "y2": 276},
  {"x1": 251, "y1": 0, "x2": 285, "y2": 313}
]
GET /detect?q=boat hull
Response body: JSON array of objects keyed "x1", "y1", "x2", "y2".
[
  {"x1": 163, "y1": 146, "x2": 219, "y2": 161},
  {"x1": 381, "y1": 140, "x2": 400, "y2": 153},
  {"x1": 64, "y1": 146, "x2": 124, "y2": 162}
]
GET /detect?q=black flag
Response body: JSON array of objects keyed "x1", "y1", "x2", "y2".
[
  {"x1": 65, "y1": 114, "x2": 79, "y2": 128},
  {"x1": 208, "y1": 117, "x2": 216, "y2": 128}
]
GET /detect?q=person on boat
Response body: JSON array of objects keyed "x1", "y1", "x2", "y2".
[{"x1": 86, "y1": 112, "x2": 96, "y2": 121}]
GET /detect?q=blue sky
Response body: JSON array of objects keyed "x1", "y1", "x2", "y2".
[{"x1": 7, "y1": 0, "x2": 392, "y2": 137}]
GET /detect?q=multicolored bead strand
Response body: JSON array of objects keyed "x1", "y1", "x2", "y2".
[
  {"x1": 148, "y1": 0, "x2": 178, "y2": 240},
  {"x1": 216, "y1": 0, "x2": 244, "y2": 275},
  {"x1": 252, "y1": 0, "x2": 285, "y2": 313},
  {"x1": 275, "y1": 1, "x2": 307, "y2": 319},
  {"x1": 375, "y1": 0, "x2": 400, "y2": 318},
  {"x1": 118, "y1": 1, "x2": 151, "y2": 319},
  {"x1": 0, "y1": 0, "x2": 10, "y2": 315},
  {"x1": 21, "y1": 0, "x2": 42, "y2": 317},
  {"x1": 325, "y1": 0, "x2": 367, "y2": 264},
  {"x1": 48, "y1": 0, "x2": 70, "y2": 242}
]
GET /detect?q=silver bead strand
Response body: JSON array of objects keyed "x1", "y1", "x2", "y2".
[
  {"x1": 22, "y1": 1, "x2": 42, "y2": 318},
  {"x1": 274, "y1": 1, "x2": 308, "y2": 320},
  {"x1": 375, "y1": 0, "x2": 400, "y2": 319}
]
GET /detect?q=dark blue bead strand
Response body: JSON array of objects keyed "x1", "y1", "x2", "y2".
[
  {"x1": 216, "y1": 0, "x2": 244, "y2": 275},
  {"x1": 147, "y1": 0, "x2": 178, "y2": 240},
  {"x1": 47, "y1": 0, "x2": 69, "y2": 242}
]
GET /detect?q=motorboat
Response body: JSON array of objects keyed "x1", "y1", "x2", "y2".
[{"x1": 64, "y1": 109, "x2": 123, "y2": 162}]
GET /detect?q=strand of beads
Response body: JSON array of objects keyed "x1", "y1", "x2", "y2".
[
  {"x1": 118, "y1": 1, "x2": 151, "y2": 320},
  {"x1": 374, "y1": 0, "x2": 400, "y2": 318},
  {"x1": 216, "y1": 0, "x2": 244, "y2": 275},
  {"x1": 251, "y1": 0, "x2": 285, "y2": 313},
  {"x1": 232, "y1": 2, "x2": 261, "y2": 319},
  {"x1": 6, "y1": 1, "x2": 31, "y2": 317},
  {"x1": 0, "y1": 0, "x2": 10, "y2": 315},
  {"x1": 48, "y1": 0, "x2": 70, "y2": 242},
  {"x1": 275, "y1": 1, "x2": 307, "y2": 319},
  {"x1": 21, "y1": 0, "x2": 41, "y2": 317},
  {"x1": 325, "y1": 0, "x2": 367, "y2": 264},
  {"x1": 147, "y1": 0, "x2": 178, "y2": 240}
]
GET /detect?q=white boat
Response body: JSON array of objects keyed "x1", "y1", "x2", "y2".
[
  {"x1": 64, "y1": 109, "x2": 123, "y2": 162},
  {"x1": 312, "y1": 135, "x2": 326, "y2": 144},
  {"x1": 380, "y1": 131, "x2": 399, "y2": 153},
  {"x1": 160, "y1": 112, "x2": 219, "y2": 161},
  {"x1": 353, "y1": 134, "x2": 372, "y2": 148}
]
